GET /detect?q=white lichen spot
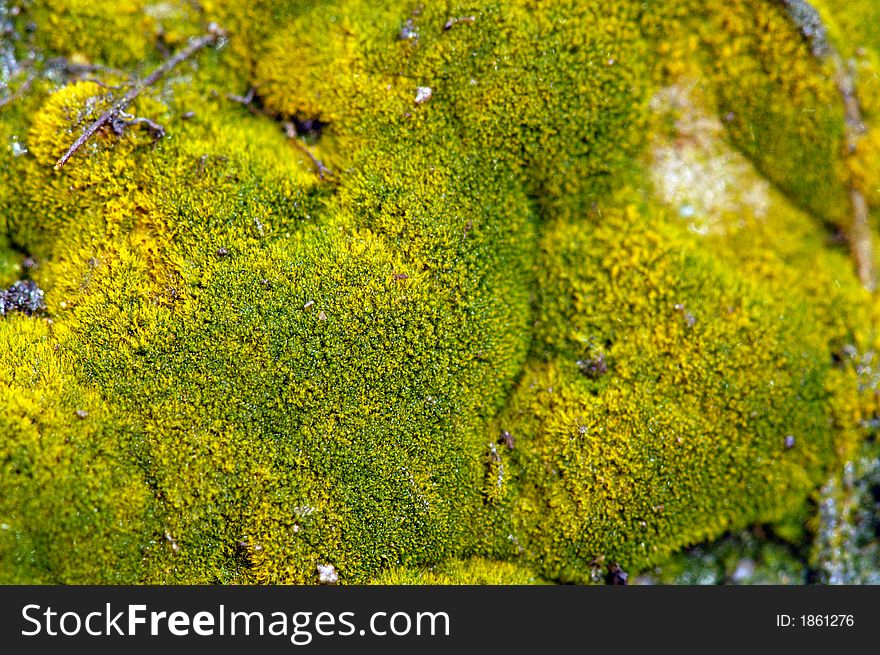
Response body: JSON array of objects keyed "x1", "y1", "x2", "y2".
[
  {"x1": 10, "y1": 135, "x2": 27, "y2": 157},
  {"x1": 414, "y1": 86, "x2": 433, "y2": 105},
  {"x1": 144, "y1": 2, "x2": 185, "y2": 21},
  {"x1": 648, "y1": 83, "x2": 770, "y2": 236},
  {"x1": 317, "y1": 563, "x2": 339, "y2": 584}
]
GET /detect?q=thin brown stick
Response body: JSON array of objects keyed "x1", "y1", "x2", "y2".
[
  {"x1": 282, "y1": 121, "x2": 330, "y2": 180},
  {"x1": 226, "y1": 89, "x2": 331, "y2": 180},
  {"x1": 78, "y1": 77, "x2": 130, "y2": 91},
  {"x1": 54, "y1": 24, "x2": 225, "y2": 170},
  {"x1": 777, "y1": 0, "x2": 875, "y2": 290},
  {"x1": 832, "y1": 55, "x2": 875, "y2": 291},
  {"x1": 849, "y1": 188, "x2": 874, "y2": 291}
]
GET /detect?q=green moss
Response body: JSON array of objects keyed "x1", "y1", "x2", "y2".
[
  {"x1": 815, "y1": 0, "x2": 880, "y2": 57},
  {"x1": 0, "y1": 315, "x2": 153, "y2": 584},
  {"x1": 652, "y1": 1, "x2": 852, "y2": 226},
  {"x1": 252, "y1": 0, "x2": 652, "y2": 220},
  {"x1": 370, "y1": 557, "x2": 546, "y2": 585},
  {"x1": 496, "y1": 204, "x2": 840, "y2": 582},
  {"x1": 644, "y1": 78, "x2": 878, "y2": 461},
  {"x1": 21, "y1": 0, "x2": 203, "y2": 70},
  {"x1": 0, "y1": 235, "x2": 21, "y2": 288},
  {"x1": 2, "y1": 2, "x2": 543, "y2": 581},
  {"x1": 804, "y1": 1, "x2": 880, "y2": 213},
  {"x1": 0, "y1": 0, "x2": 877, "y2": 584}
]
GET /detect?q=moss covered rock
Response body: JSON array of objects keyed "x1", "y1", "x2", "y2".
[
  {"x1": 370, "y1": 557, "x2": 546, "y2": 585},
  {"x1": 0, "y1": 0, "x2": 878, "y2": 583}
]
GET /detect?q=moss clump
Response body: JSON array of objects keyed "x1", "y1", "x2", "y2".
[
  {"x1": 370, "y1": 557, "x2": 546, "y2": 585},
  {"x1": 0, "y1": 315, "x2": 152, "y2": 583},
  {"x1": 496, "y1": 204, "x2": 841, "y2": 582},
  {"x1": 251, "y1": 0, "x2": 653, "y2": 220},
  {"x1": 23, "y1": 0, "x2": 204, "y2": 70},
  {"x1": 644, "y1": 78, "x2": 878, "y2": 461},
  {"x1": 0, "y1": 0, "x2": 878, "y2": 584},
  {"x1": 650, "y1": 0, "x2": 880, "y2": 228},
  {"x1": 2, "y1": 74, "x2": 539, "y2": 582}
]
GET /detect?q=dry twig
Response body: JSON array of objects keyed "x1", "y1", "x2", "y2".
[
  {"x1": 54, "y1": 23, "x2": 226, "y2": 170},
  {"x1": 226, "y1": 88, "x2": 331, "y2": 180},
  {"x1": 777, "y1": 0, "x2": 875, "y2": 290},
  {"x1": 832, "y1": 59, "x2": 875, "y2": 291},
  {"x1": 282, "y1": 120, "x2": 330, "y2": 179}
]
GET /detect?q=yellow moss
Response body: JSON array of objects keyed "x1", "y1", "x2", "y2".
[
  {"x1": 1, "y1": 0, "x2": 878, "y2": 585},
  {"x1": 847, "y1": 128, "x2": 880, "y2": 208},
  {"x1": 24, "y1": 0, "x2": 203, "y2": 69},
  {"x1": 0, "y1": 316, "x2": 153, "y2": 583},
  {"x1": 0, "y1": 236, "x2": 21, "y2": 288},
  {"x1": 645, "y1": 78, "x2": 877, "y2": 463},
  {"x1": 254, "y1": 0, "x2": 653, "y2": 219},
  {"x1": 494, "y1": 204, "x2": 843, "y2": 581},
  {"x1": 652, "y1": 1, "x2": 851, "y2": 225},
  {"x1": 370, "y1": 558, "x2": 546, "y2": 585}
]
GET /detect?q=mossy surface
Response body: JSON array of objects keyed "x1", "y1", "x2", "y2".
[
  {"x1": 0, "y1": 235, "x2": 20, "y2": 288},
  {"x1": 1, "y1": 0, "x2": 879, "y2": 584},
  {"x1": 0, "y1": 315, "x2": 153, "y2": 583},
  {"x1": 497, "y1": 203, "x2": 849, "y2": 581},
  {"x1": 636, "y1": 530, "x2": 808, "y2": 586},
  {"x1": 370, "y1": 557, "x2": 546, "y2": 585}
]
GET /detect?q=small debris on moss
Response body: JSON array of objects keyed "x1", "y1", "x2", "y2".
[
  {"x1": 0, "y1": 280, "x2": 46, "y2": 316},
  {"x1": 109, "y1": 113, "x2": 166, "y2": 140},
  {"x1": 576, "y1": 354, "x2": 607, "y2": 379},
  {"x1": 605, "y1": 563, "x2": 628, "y2": 585},
  {"x1": 414, "y1": 86, "x2": 433, "y2": 105},
  {"x1": 164, "y1": 531, "x2": 180, "y2": 554},
  {"x1": 673, "y1": 303, "x2": 696, "y2": 328},
  {"x1": 317, "y1": 563, "x2": 339, "y2": 584},
  {"x1": 499, "y1": 430, "x2": 515, "y2": 450},
  {"x1": 398, "y1": 18, "x2": 419, "y2": 41},
  {"x1": 443, "y1": 16, "x2": 476, "y2": 31},
  {"x1": 54, "y1": 24, "x2": 227, "y2": 170}
]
